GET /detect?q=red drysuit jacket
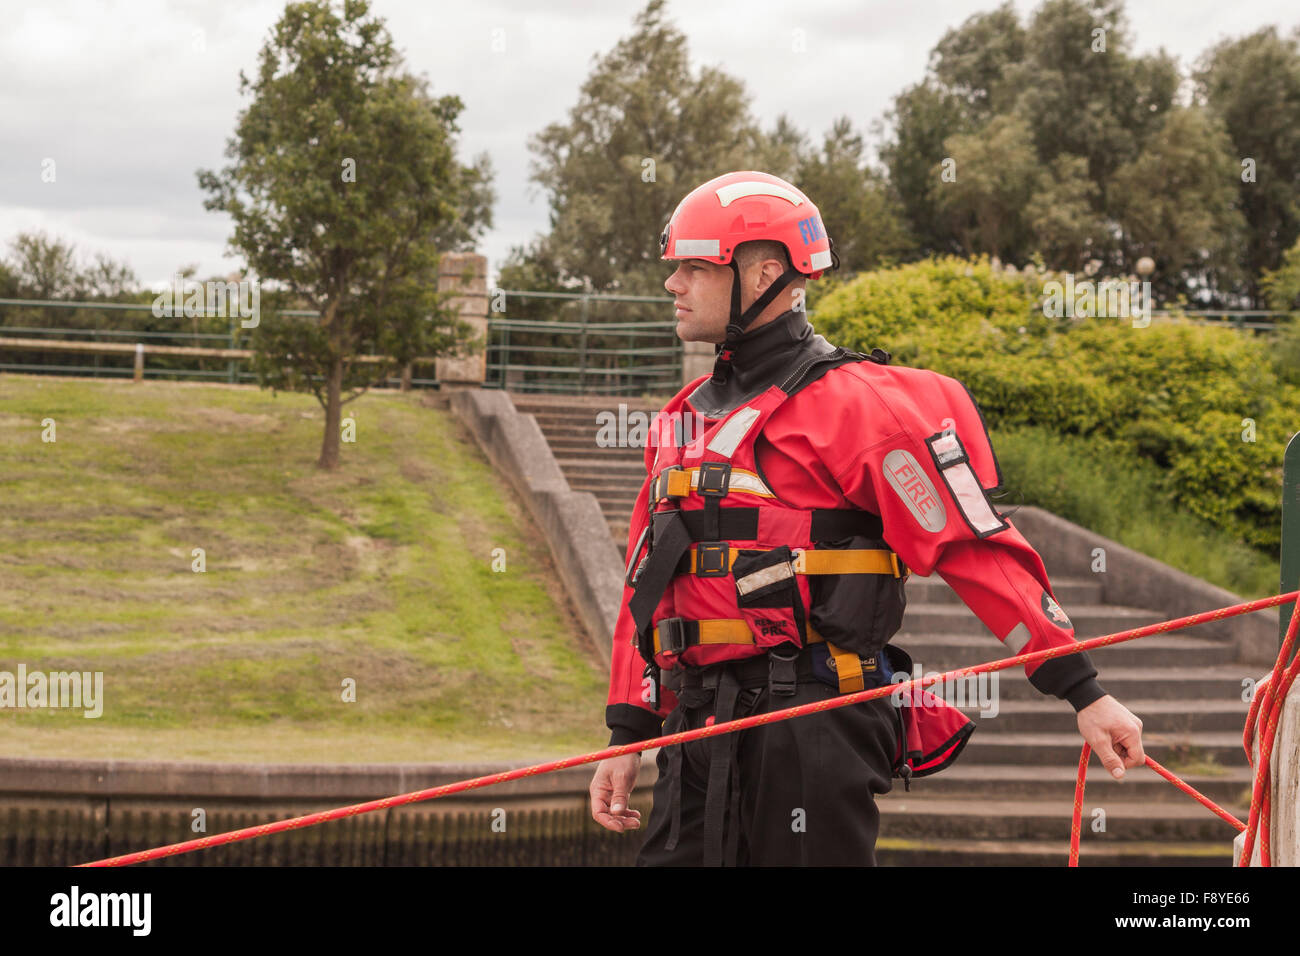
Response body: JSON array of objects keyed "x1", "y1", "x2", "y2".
[{"x1": 605, "y1": 348, "x2": 1107, "y2": 746}]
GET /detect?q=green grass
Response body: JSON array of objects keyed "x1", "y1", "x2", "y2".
[
  {"x1": 0, "y1": 376, "x2": 608, "y2": 763},
  {"x1": 992, "y1": 425, "x2": 1280, "y2": 598}
]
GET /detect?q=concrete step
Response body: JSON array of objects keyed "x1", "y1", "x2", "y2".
[
  {"x1": 959, "y1": 731, "x2": 1248, "y2": 767},
  {"x1": 922, "y1": 665, "x2": 1251, "y2": 701},
  {"x1": 567, "y1": 475, "x2": 649, "y2": 493},
  {"x1": 905, "y1": 574, "x2": 1103, "y2": 606},
  {"x1": 877, "y1": 794, "x2": 1246, "y2": 843},
  {"x1": 875, "y1": 836, "x2": 1234, "y2": 866},
  {"x1": 954, "y1": 698, "x2": 1250, "y2": 734},
  {"x1": 901, "y1": 762, "x2": 1255, "y2": 803},
  {"x1": 592, "y1": 496, "x2": 638, "y2": 518},
  {"x1": 895, "y1": 632, "x2": 1234, "y2": 669},
  {"x1": 898, "y1": 603, "x2": 1167, "y2": 638}
]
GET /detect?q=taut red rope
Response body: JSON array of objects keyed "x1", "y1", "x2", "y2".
[{"x1": 78, "y1": 590, "x2": 1298, "y2": 867}]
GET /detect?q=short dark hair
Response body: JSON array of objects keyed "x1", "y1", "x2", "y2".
[{"x1": 734, "y1": 239, "x2": 792, "y2": 274}]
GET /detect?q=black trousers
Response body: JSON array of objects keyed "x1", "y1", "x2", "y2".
[{"x1": 635, "y1": 673, "x2": 898, "y2": 866}]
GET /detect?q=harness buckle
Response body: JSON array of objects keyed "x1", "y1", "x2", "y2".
[
  {"x1": 695, "y1": 542, "x2": 730, "y2": 577},
  {"x1": 658, "y1": 617, "x2": 689, "y2": 656},
  {"x1": 768, "y1": 644, "x2": 800, "y2": 697},
  {"x1": 697, "y1": 461, "x2": 732, "y2": 496}
]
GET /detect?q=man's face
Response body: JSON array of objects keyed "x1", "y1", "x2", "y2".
[{"x1": 663, "y1": 258, "x2": 746, "y2": 344}]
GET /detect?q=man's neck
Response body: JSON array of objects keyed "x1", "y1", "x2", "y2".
[{"x1": 687, "y1": 309, "x2": 836, "y2": 418}]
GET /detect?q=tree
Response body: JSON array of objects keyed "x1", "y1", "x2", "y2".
[
  {"x1": 1109, "y1": 107, "x2": 1246, "y2": 303},
  {"x1": 1024, "y1": 155, "x2": 1105, "y2": 271},
  {"x1": 1196, "y1": 27, "x2": 1300, "y2": 305},
  {"x1": 932, "y1": 114, "x2": 1042, "y2": 260},
  {"x1": 197, "y1": 0, "x2": 493, "y2": 468},
  {"x1": 795, "y1": 117, "x2": 914, "y2": 275},
  {"x1": 518, "y1": 0, "x2": 774, "y2": 296},
  {"x1": 7, "y1": 232, "x2": 82, "y2": 299},
  {"x1": 879, "y1": 80, "x2": 974, "y2": 255}
]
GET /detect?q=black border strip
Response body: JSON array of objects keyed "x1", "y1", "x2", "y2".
[{"x1": 925, "y1": 430, "x2": 1010, "y2": 539}]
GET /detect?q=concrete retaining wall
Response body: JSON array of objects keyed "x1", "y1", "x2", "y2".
[
  {"x1": 0, "y1": 756, "x2": 653, "y2": 866},
  {"x1": 448, "y1": 388, "x2": 624, "y2": 665}
]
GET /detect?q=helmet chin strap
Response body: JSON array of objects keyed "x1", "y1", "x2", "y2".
[{"x1": 709, "y1": 260, "x2": 802, "y2": 385}]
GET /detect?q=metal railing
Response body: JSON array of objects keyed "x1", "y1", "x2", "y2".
[
  {"x1": 0, "y1": 293, "x2": 687, "y2": 395},
  {"x1": 485, "y1": 290, "x2": 681, "y2": 396}
]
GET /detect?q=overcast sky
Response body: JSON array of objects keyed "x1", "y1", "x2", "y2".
[{"x1": 1, "y1": 0, "x2": 1297, "y2": 291}]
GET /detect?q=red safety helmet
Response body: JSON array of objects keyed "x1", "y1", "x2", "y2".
[
  {"x1": 659, "y1": 170, "x2": 839, "y2": 382},
  {"x1": 659, "y1": 170, "x2": 836, "y2": 278}
]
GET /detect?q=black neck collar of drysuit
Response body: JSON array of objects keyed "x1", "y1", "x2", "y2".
[{"x1": 686, "y1": 309, "x2": 838, "y2": 418}]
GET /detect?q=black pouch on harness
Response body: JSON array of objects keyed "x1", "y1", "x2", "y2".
[
  {"x1": 731, "y1": 545, "x2": 808, "y2": 651},
  {"x1": 808, "y1": 535, "x2": 907, "y2": 660}
]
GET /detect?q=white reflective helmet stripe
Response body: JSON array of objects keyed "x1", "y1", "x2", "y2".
[
  {"x1": 715, "y1": 181, "x2": 805, "y2": 208},
  {"x1": 674, "y1": 238, "x2": 721, "y2": 257},
  {"x1": 809, "y1": 249, "x2": 832, "y2": 270}
]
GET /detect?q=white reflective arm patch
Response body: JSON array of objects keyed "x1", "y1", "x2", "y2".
[
  {"x1": 674, "y1": 238, "x2": 720, "y2": 257},
  {"x1": 926, "y1": 432, "x2": 1009, "y2": 538},
  {"x1": 715, "y1": 181, "x2": 804, "y2": 207},
  {"x1": 705, "y1": 406, "x2": 761, "y2": 458},
  {"x1": 809, "y1": 250, "x2": 832, "y2": 270}
]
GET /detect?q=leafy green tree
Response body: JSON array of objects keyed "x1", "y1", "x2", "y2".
[
  {"x1": 1024, "y1": 155, "x2": 1104, "y2": 270},
  {"x1": 795, "y1": 117, "x2": 914, "y2": 275},
  {"x1": 6, "y1": 232, "x2": 83, "y2": 299},
  {"x1": 197, "y1": 0, "x2": 493, "y2": 468},
  {"x1": 1196, "y1": 26, "x2": 1300, "y2": 305},
  {"x1": 879, "y1": 80, "x2": 974, "y2": 255},
  {"x1": 929, "y1": 1, "x2": 1026, "y2": 119},
  {"x1": 1008, "y1": 0, "x2": 1178, "y2": 211},
  {"x1": 518, "y1": 0, "x2": 782, "y2": 296},
  {"x1": 1109, "y1": 107, "x2": 1246, "y2": 302},
  {"x1": 932, "y1": 114, "x2": 1042, "y2": 260}
]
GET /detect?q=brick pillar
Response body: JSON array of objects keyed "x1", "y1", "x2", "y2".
[{"x1": 434, "y1": 253, "x2": 489, "y2": 387}]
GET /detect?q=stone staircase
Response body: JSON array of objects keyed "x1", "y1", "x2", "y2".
[{"x1": 508, "y1": 391, "x2": 1253, "y2": 866}]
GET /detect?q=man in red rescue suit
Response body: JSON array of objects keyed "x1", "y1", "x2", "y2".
[{"x1": 588, "y1": 171, "x2": 1146, "y2": 866}]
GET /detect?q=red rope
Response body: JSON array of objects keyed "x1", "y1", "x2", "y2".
[
  {"x1": 78, "y1": 589, "x2": 1299, "y2": 867},
  {"x1": 1237, "y1": 598, "x2": 1300, "y2": 866}
]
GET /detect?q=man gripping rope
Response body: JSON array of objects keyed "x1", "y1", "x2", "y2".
[{"x1": 588, "y1": 170, "x2": 1146, "y2": 866}]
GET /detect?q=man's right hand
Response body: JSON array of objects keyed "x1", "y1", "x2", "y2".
[{"x1": 589, "y1": 753, "x2": 642, "y2": 831}]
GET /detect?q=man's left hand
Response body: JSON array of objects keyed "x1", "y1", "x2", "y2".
[{"x1": 1076, "y1": 694, "x2": 1145, "y2": 779}]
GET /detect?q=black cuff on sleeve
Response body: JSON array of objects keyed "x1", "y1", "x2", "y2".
[
  {"x1": 1027, "y1": 649, "x2": 1100, "y2": 705},
  {"x1": 1063, "y1": 677, "x2": 1108, "y2": 712},
  {"x1": 606, "y1": 703, "x2": 664, "y2": 747}
]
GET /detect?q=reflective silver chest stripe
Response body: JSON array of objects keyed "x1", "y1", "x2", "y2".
[
  {"x1": 1002, "y1": 621, "x2": 1032, "y2": 654},
  {"x1": 925, "y1": 431, "x2": 1008, "y2": 536},
  {"x1": 705, "y1": 406, "x2": 762, "y2": 458},
  {"x1": 686, "y1": 467, "x2": 772, "y2": 497}
]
